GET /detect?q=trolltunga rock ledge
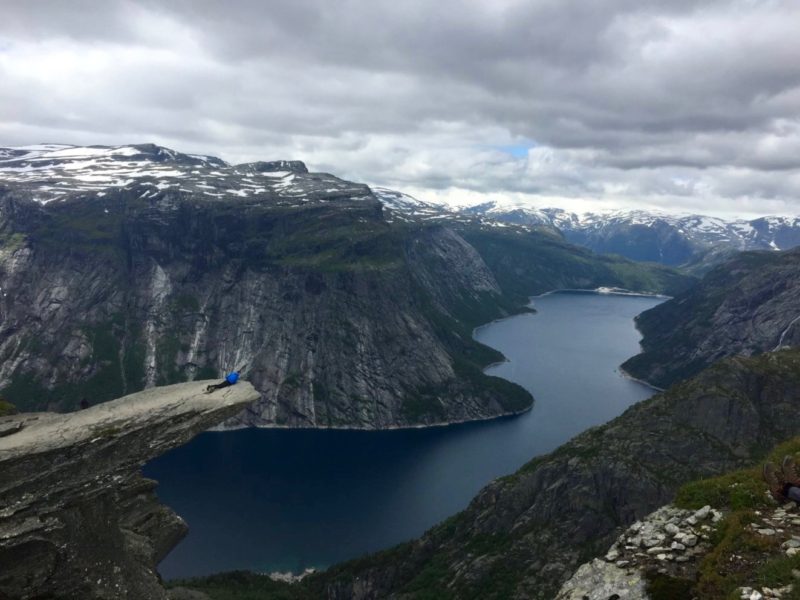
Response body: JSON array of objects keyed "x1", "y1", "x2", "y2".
[{"x1": 0, "y1": 381, "x2": 259, "y2": 600}]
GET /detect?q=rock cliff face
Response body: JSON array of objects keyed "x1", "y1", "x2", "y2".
[
  {"x1": 297, "y1": 350, "x2": 800, "y2": 599},
  {"x1": 0, "y1": 156, "x2": 532, "y2": 427},
  {"x1": 0, "y1": 143, "x2": 691, "y2": 429},
  {"x1": 0, "y1": 380, "x2": 259, "y2": 600},
  {"x1": 622, "y1": 247, "x2": 800, "y2": 389}
]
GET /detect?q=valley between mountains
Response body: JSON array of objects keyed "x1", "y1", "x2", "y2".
[
  {"x1": 2, "y1": 143, "x2": 800, "y2": 600},
  {"x1": 0, "y1": 143, "x2": 689, "y2": 429}
]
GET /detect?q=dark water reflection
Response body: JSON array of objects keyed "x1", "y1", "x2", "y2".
[{"x1": 145, "y1": 291, "x2": 663, "y2": 579}]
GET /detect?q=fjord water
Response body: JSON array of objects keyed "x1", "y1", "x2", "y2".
[{"x1": 145, "y1": 291, "x2": 663, "y2": 579}]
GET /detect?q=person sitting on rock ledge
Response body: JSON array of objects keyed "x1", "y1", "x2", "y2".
[
  {"x1": 763, "y1": 455, "x2": 800, "y2": 503},
  {"x1": 205, "y1": 370, "x2": 240, "y2": 393}
]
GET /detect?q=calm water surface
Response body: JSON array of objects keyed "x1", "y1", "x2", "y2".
[{"x1": 145, "y1": 291, "x2": 663, "y2": 579}]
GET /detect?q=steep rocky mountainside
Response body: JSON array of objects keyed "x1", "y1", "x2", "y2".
[
  {"x1": 622, "y1": 247, "x2": 800, "y2": 389},
  {"x1": 377, "y1": 190, "x2": 800, "y2": 269},
  {"x1": 0, "y1": 380, "x2": 260, "y2": 600},
  {"x1": 201, "y1": 349, "x2": 800, "y2": 599},
  {"x1": 0, "y1": 144, "x2": 532, "y2": 427},
  {"x1": 0, "y1": 144, "x2": 688, "y2": 428},
  {"x1": 0, "y1": 185, "x2": 529, "y2": 428},
  {"x1": 456, "y1": 226, "x2": 692, "y2": 303}
]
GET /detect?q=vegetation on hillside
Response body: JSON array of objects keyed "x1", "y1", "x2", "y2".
[
  {"x1": 623, "y1": 247, "x2": 800, "y2": 388},
  {"x1": 0, "y1": 397, "x2": 17, "y2": 416},
  {"x1": 458, "y1": 226, "x2": 695, "y2": 304},
  {"x1": 645, "y1": 437, "x2": 800, "y2": 599}
]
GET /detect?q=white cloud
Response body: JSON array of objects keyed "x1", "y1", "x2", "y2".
[{"x1": 0, "y1": 0, "x2": 799, "y2": 217}]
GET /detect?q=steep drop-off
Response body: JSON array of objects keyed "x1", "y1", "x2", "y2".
[
  {"x1": 0, "y1": 144, "x2": 691, "y2": 429},
  {"x1": 0, "y1": 380, "x2": 260, "y2": 600},
  {"x1": 0, "y1": 184, "x2": 531, "y2": 428},
  {"x1": 622, "y1": 247, "x2": 800, "y2": 389},
  {"x1": 202, "y1": 349, "x2": 800, "y2": 599}
]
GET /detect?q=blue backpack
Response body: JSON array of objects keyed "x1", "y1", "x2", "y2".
[{"x1": 225, "y1": 372, "x2": 240, "y2": 384}]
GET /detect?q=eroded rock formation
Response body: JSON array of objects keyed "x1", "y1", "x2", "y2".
[{"x1": 0, "y1": 381, "x2": 259, "y2": 600}]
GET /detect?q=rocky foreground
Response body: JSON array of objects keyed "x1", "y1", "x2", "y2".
[
  {"x1": 558, "y1": 446, "x2": 800, "y2": 599},
  {"x1": 0, "y1": 381, "x2": 259, "y2": 600},
  {"x1": 555, "y1": 504, "x2": 723, "y2": 599}
]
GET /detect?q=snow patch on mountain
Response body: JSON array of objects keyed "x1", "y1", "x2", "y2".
[{"x1": 0, "y1": 144, "x2": 371, "y2": 206}]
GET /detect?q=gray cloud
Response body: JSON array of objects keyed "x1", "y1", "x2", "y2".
[{"x1": 0, "y1": 0, "x2": 799, "y2": 217}]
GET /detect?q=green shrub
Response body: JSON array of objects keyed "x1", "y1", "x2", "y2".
[{"x1": 0, "y1": 398, "x2": 17, "y2": 416}]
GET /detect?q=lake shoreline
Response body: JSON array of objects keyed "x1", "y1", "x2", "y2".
[
  {"x1": 472, "y1": 287, "x2": 669, "y2": 336},
  {"x1": 150, "y1": 291, "x2": 666, "y2": 580},
  {"x1": 618, "y1": 366, "x2": 665, "y2": 392},
  {"x1": 212, "y1": 403, "x2": 533, "y2": 433}
]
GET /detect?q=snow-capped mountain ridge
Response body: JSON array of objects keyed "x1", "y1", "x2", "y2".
[
  {"x1": 2, "y1": 143, "x2": 798, "y2": 265},
  {"x1": 374, "y1": 195, "x2": 800, "y2": 265},
  {"x1": 0, "y1": 143, "x2": 368, "y2": 205}
]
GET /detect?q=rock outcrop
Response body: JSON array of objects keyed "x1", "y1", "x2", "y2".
[
  {"x1": 623, "y1": 247, "x2": 800, "y2": 389},
  {"x1": 557, "y1": 449, "x2": 800, "y2": 600},
  {"x1": 0, "y1": 381, "x2": 259, "y2": 600},
  {"x1": 555, "y1": 504, "x2": 722, "y2": 599},
  {"x1": 0, "y1": 174, "x2": 531, "y2": 428}
]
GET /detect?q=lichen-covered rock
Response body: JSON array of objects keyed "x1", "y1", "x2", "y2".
[
  {"x1": 555, "y1": 503, "x2": 722, "y2": 599},
  {"x1": 554, "y1": 558, "x2": 648, "y2": 600},
  {"x1": 0, "y1": 381, "x2": 259, "y2": 600}
]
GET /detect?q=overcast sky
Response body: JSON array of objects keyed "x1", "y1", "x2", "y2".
[{"x1": 1, "y1": 0, "x2": 799, "y2": 217}]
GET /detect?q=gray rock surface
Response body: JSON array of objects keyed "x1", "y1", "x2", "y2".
[
  {"x1": 623, "y1": 247, "x2": 800, "y2": 388},
  {"x1": 0, "y1": 381, "x2": 259, "y2": 600},
  {"x1": 0, "y1": 146, "x2": 532, "y2": 428},
  {"x1": 555, "y1": 504, "x2": 722, "y2": 599},
  {"x1": 554, "y1": 558, "x2": 648, "y2": 600}
]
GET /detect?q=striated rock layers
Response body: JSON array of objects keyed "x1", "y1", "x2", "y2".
[
  {"x1": 623, "y1": 247, "x2": 800, "y2": 389},
  {"x1": 0, "y1": 182, "x2": 530, "y2": 428},
  {"x1": 0, "y1": 380, "x2": 259, "y2": 600},
  {"x1": 0, "y1": 144, "x2": 698, "y2": 429},
  {"x1": 305, "y1": 350, "x2": 800, "y2": 599}
]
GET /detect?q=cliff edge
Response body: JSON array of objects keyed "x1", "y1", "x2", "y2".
[{"x1": 0, "y1": 381, "x2": 259, "y2": 600}]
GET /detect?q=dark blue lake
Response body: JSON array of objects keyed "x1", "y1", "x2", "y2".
[{"x1": 144, "y1": 291, "x2": 664, "y2": 579}]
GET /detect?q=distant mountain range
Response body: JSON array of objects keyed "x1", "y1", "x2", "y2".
[
  {"x1": 375, "y1": 190, "x2": 800, "y2": 269},
  {"x1": 3, "y1": 147, "x2": 796, "y2": 271}
]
